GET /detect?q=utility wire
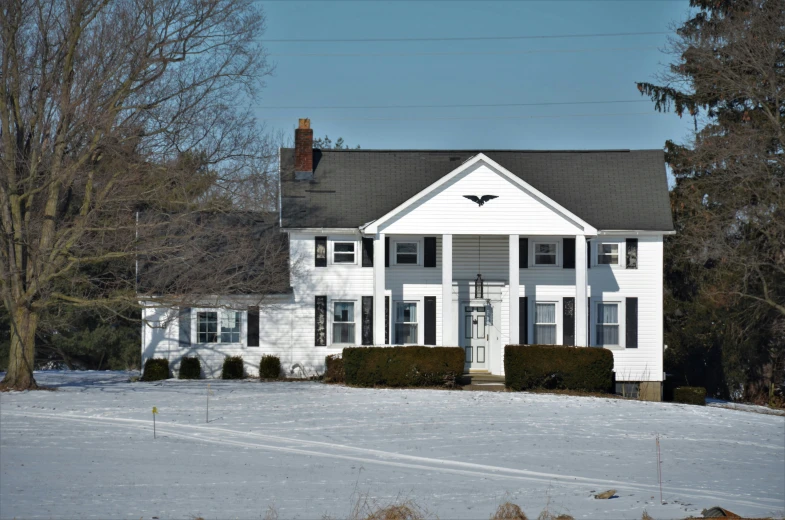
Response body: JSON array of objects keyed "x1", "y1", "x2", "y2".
[
  {"x1": 252, "y1": 100, "x2": 651, "y2": 110},
  {"x1": 269, "y1": 46, "x2": 660, "y2": 57},
  {"x1": 257, "y1": 112, "x2": 659, "y2": 122},
  {"x1": 260, "y1": 31, "x2": 669, "y2": 43}
]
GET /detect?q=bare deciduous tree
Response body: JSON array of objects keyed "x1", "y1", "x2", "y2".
[{"x1": 0, "y1": 0, "x2": 285, "y2": 390}]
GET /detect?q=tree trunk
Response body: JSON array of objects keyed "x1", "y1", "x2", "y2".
[{"x1": 1, "y1": 307, "x2": 39, "y2": 390}]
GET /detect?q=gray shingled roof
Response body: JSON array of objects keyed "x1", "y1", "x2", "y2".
[{"x1": 280, "y1": 149, "x2": 673, "y2": 231}]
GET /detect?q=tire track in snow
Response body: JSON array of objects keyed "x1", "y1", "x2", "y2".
[{"x1": 3, "y1": 410, "x2": 781, "y2": 512}]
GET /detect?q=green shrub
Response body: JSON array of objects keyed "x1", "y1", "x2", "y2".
[
  {"x1": 141, "y1": 358, "x2": 170, "y2": 381},
  {"x1": 221, "y1": 356, "x2": 244, "y2": 380},
  {"x1": 343, "y1": 346, "x2": 464, "y2": 387},
  {"x1": 673, "y1": 386, "x2": 706, "y2": 406},
  {"x1": 324, "y1": 354, "x2": 344, "y2": 383},
  {"x1": 504, "y1": 345, "x2": 614, "y2": 393},
  {"x1": 259, "y1": 355, "x2": 281, "y2": 379},
  {"x1": 178, "y1": 357, "x2": 201, "y2": 379}
]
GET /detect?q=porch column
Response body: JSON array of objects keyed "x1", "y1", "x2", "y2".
[
  {"x1": 509, "y1": 234, "x2": 520, "y2": 344},
  {"x1": 441, "y1": 234, "x2": 453, "y2": 345},
  {"x1": 373, "y1": 233, "x2": 386, "y2": 345},
  {"x1": 575, "y1": 234, "x2": 588, "y2": 346}
]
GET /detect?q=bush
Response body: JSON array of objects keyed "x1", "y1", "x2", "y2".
[
  {"x1": 221, "y1": 356, "x2": 244, "y2": 380},
  {"x1": 324, "y1": 354, "x2": 345, "y2": 383},
  {"x1": 673, "y1": 386, "x2": 706, "y2": 405},
  {"x1": 141, "y1": 358, "x2": 170, "y2": 381},
  {"x1": 259, "y1": 355, "x2": 281, "y2": 379},
  {"x1": 343, "y1": 346, "x2": 464, "y2": 387},
  {"x1": 504, "y1": 345, "x2": 614, "y2": 393},
  {"x1": 178, "y1": 357, "x2": 201, "y2": 379}
]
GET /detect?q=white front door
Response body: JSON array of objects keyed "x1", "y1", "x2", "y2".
[{"x1": 461, "y1": 304, "x2": 488, "y2": 371}]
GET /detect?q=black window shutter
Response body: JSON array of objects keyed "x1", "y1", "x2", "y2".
[
  {"x1": 519, "y1": 238, "x2": 528, "y2": 268},
  {"x1": 384, "y1": 236, "x2": 390, "y2": 267},
  {"x1": 384, "y1": 296, "x2": 390, "y2": 344},
  {"x1": 563, "y1": 297, "x2": 575, "y2": 346},
  {"x1": 247, "y1": 306, "x2": 260, "y2": 347},
  {"x1": 563, "y1": 238, "x2": 576, "y2": 269},
  {"x1": 424, "y1": 296, "x2": 436, "y2": 345},
  {"x1": 362, "y1": 237, "x2": 374, "y2": 267},
  {"x1": 424, "y1": 237, "x2": 437, "y2": 268},
  {"x1": 315, "y1": 296, "x2": 327, "y2": 346},
  {"x1": 626, "y1": 297, "x2": 638, "y2": 348},
  {"x1": 361, "y1": 296, "x2": 373, "y2": 345},
  {"x1": 626, "y1": 238, "x2": 638, "y2": 269},
  {"x1": 178, "y1": 307, "x2": 191, "y2": 347},
  {"x1": 587, "y1": 239, "x2": 591, "y2": 269},
  {"x1": 587, "y1": 297, "x2": 591, "y2": 346},
  {"x1": 315, "y1": 236, "x2": 327, "y2": 267},
  {"x1": 519, "y1": 296, "x2": 528, "y2": 344}
]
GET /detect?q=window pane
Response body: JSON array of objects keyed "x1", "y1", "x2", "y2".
[
  {"x1": 597, "y1": 325, "x2": 619, "y2": 346},
  {"x1": 537, "y1": 243, "x2": 556, "y2": 254},
  {"x1": 535, "y1": 324, "x2": 556, "y2": 344},
  {"x1": 597, "y1": 303, "x2": 618, "y2": 324},
  {"x1": 535, "y1": 303, "x2": 556, "y2": 324},
  {"x1": 221, "y1": 311, "x2": 241, "y2": 343},
  {"x1": 598, "y1": 244, "x2": 619, "y2": 265},
  {"x1": 396, "y1": 243, "x2": 417, "y2": 254},
  {"x1": 396, "y1": 303, "x2": 417, "y2": 323},
  {"x1": 334, "y1": 302, "x2": 354, "y2": 323},
  {"x1": 335, "y1": 243, "x2": 354, "y2": 252},
  {"x1": 333, "y1": 323, "x2": 355, "y2": 343},
  {"x1": 197, "y1": 312, "x2": 218, "y2": 343},
  {"x1": 395, "y1": 324, "x2": 417, "y2": 344},
  {"x1": 334, "y1": 243, "x2": 355, "y2": 263}
]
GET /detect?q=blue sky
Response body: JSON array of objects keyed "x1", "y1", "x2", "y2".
[{"x1": 256, "y1": 1, "x2": 695, "y2": 151}]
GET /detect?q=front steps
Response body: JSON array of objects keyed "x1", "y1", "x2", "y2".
[{"x1": 459, "y1": 372, "x2": 507, "y2": 391}]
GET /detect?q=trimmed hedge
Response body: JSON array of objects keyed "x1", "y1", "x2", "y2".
[
  {"x1": 504, "y1": 345, "x2": 614, "y2": 393},
  {"x1": 221, "y1": 356, "x2": 244, "y2": 380},
  {"x1": 259, "y1": 355, "x2": 282, "y2": 379},
  {"x1": 343, "y1": 346, "x2": 464, "y2": 387},
  {"x1": 324, "y1": 354, "x2": 344, "y2": 383},
  {"x1": 141, "y1": 358, "x2": 170, "y2": 381},
  {"x1": 674, "y1": 386, "x2": 706, "y2": 406},
  {"x1": 178, "y1": 357, "x2": 201, "y2": 379}
]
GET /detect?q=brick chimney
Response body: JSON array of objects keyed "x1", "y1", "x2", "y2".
[{"x1": 294, "y1": 118, "x2": 313, "y2": 180}]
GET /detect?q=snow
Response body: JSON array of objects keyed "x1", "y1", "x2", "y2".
[{"x1": 1, "y1": 371, "x2": 783, "y2": 520}]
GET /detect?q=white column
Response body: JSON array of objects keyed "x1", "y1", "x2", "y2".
[
  {"x1": 575, "y1": 234, "x2": 588, "y2": 347},
  {"x1": 441, "y1": 234, "x2": 453, "y2": 345},
  {"x1": 509, "y1": 234, "x2": 520, "y2": 344},
  {"x1": 373, "y1": 233, "x2": 386, "y2": 345}
]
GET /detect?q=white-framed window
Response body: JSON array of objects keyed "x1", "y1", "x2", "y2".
[
  {"x1": 598, "y1": 243, "x2": 620, "y2": 266},
  {"x1": 197, "y1": 310, "x2": 242, "y2": 344},
  {"x1": 332, "y1": 301, "x2": 356, "y2": 344},
  {"x1": 534, "y1": 302, "x2": 557, "y2": 344},
  {"x1": 533, "y1": 242, "x2": 557, "y2": 266},
  {"x1": 596, "y1": 302, "x2": 620, "y2": 346},
  {"x1": 333, "y1": 241, "x2": 356, "y2": 264},
  {"x1": 395, "y1": 301, "x2": 418, "y2": 344},
  {"x1": 395, "y1": 241, "x2": 419, "y2": 265}
]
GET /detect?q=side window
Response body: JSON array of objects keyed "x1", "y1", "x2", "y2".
[
  {"x1": 197, "y1": 312, "x2": 218, "y2": 343},
  {"x1": 197, "y1": 310, "x2": 242, "y2": 344},
  {"x1": 220, "y1": 311, "x2": 241, "y2": 343},
  {"x1": 534, "y1": 303, "x2": 557, "y2": 344},
  {"x1": 333, "y1": 242, "x2": 356, "y2": 264}
]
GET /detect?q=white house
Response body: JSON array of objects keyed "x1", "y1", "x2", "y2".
[{"x1": 142, "y1": 119, "x2": 674, "y2": 399}]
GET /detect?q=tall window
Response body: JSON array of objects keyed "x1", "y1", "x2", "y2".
[
  {"x1": 534, "y1": 243, "x2": 557, "y2": 265},
  {"x1": 395, "y1": 242, "x2": 418, "y2": 265},
  {"x1": 221, "y1": 311, "x2": 241, "y2": 343},
  {"x1": 534, "y1": 303, "x2": 557, "y2": 344},
  {"x1": 332, "y1": 302, "x2": 355, "y2": 343},
  {"x1": 596, "y1": 303, "x2": 619, "y2": 346},
  {"x1": 197, "y1": 312, "x2": 218, "y2": 343},
  {"x1": 598, "y1": 243, "x2": 619, "y2": 265},
  {"x1": 333, "y1": 242, "x2": 356, "y2": 264},
  {"x1": 395, "y1": 302, "x2": 418, "y2": 344}
]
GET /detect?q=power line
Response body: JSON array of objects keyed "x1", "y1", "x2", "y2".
[
  {"x1": 258, "y1": 112, "x2": 659, "y2": 122},
  {"x1": 252, "y1": 100, "x2": 651, "y2": 110},
  {"x1": 268, "y1": 45, "x2": 660, "y2": 57},
  {"x1": 260, "y1": 31, "x2": 669, "y2": 43}
]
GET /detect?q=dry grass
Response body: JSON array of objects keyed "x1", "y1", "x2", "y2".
[
  {"x1": 641, "y1": 511, "x2": 654, "y2": 520},
  {"x1": 490, "y1": 502, "x2": 528, "y2": 520}
]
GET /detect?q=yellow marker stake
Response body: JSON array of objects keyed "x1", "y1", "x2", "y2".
[{"x1": 152, "y1": 407, "x2": 158, "y2": 439}]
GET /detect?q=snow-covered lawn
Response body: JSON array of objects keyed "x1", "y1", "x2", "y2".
[{"x1": 1, "y1": 371, "x2": 783, "y2": 520}]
